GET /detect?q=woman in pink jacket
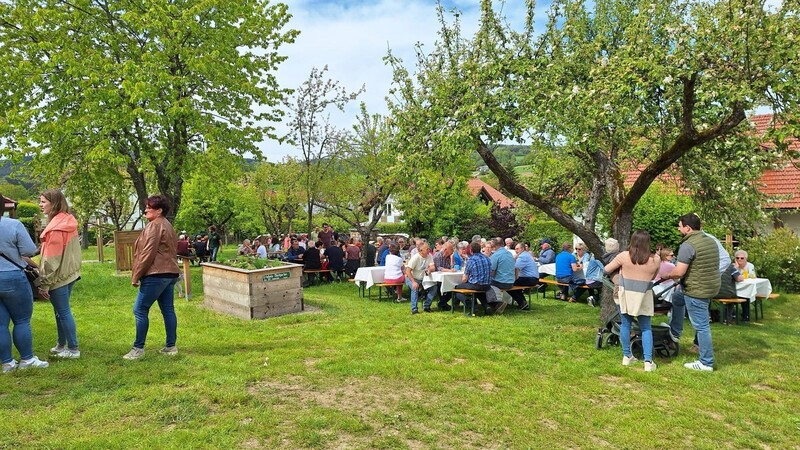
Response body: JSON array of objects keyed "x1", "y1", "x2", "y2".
[{"x1": 39, "y1": 189, "x2": 82, "y2": 359}]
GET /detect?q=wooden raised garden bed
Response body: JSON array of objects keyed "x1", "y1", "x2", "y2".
[{"x1": 201, "y1": 262, "x2": 304, "y2": 319}]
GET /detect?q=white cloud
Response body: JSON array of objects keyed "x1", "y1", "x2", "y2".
[
  {"x1": 260, "y1": 1, "x2": 483, "y2": 160},
  {"x1": 261, "y1": 1, "x2": 541, "y2": 161}
]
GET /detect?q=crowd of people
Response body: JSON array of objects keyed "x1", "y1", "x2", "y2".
[{"x1": 2, "y1": 194, "x2": 759, "y2": 374}]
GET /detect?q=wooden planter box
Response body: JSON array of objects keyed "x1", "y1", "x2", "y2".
[{"x1": 201, "y1": 262, "x2": 304, "y2": 319}]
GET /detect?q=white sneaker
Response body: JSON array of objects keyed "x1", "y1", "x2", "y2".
[
  {"x1": 19, "y1": 356, "x2": 49, "y2": 369},
  {"x1": 50, "y1": 344, "x2": 66, "y2": 355},
  {"x1": 644, "y1": 361, "x2": 657, "y2": 372},
  {"x1": 622, "y1": 355, "x2": 638, "y2": 366},
  {"x1": 159, "y1": 346, "x2": 178, "y2": 356},
  {"x1": 2, "y1": 360, "x2": 17, "y2": 373},
  {"x1": 55, "y1": 349, "x2": 81, "y2": 359},
  {"x1": 684, "y1": 360, "x2": 714, "y2": 372},
  {"x1": 122, "y1": 348, "x2": 144, "y2": 360}
]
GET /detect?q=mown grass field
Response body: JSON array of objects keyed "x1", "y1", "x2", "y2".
[{"x1": 2, "y1": 249, "x2": 799, "y2": 449}]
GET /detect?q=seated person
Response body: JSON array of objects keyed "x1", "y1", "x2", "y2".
[
  {"x1": 177, "y1": 234, "x2": 193, "y2": 257},
  {"x1": 574, "y1": 243, "x2": 591, "y2": 278},
  {"x1": 237, "y1": 239, "x2": 254, "y2": 256},
  {"x1": 655, "y1": 247, "x2": 676, "y2": 289},
  {"x1": 453, "y1": 241, "x2": 468, "y2": 270},
  {"x1": 510, "y1": 242, "x2": 538, "y2": 310},
  {"x1": 286, "y1": 238, "x2": 305, "y2": 263},
  {"x1": 324, "y1": 240, "x2": 346, "y2": 281},
  {"x1": 404, "y1": 242, "x2": 435, "y2": 315},
  {"x1": 583, "y1": 257, "x2": 605, "y2": 307},
  {"x1": 426, "y1": 241, "x2": 457, "y2": 312},
  {"x1": 555, "y1": 242, "x2": 585, "y2": 303},
  {"x1": 253, "y1": 239, "x2": 267, "y2": 258},
  {"x1": 454, "y1": 241, "x2": 493, "y2": 314},
  {"x1": 383, "y1": 244, "x2": 405, "y2": 302},
  {"x1": 733, "y1": 250, "x2": 756, "y2": 279},
  {"x1": 537, "y1": 239, "x2": 556, "y2": 265},
  {"x1": 193, "y1": 235, "x2": 208, "y2": 263},
  {"x1": 303, "y1": 241, "x2": 323, "y2": 283},
  {"x1": 270, "y1": 237, "x2": 282, "y2": 253},
  {"x1": 345, "y1": 239, "x2": 361, "y2": 278},
  {"x1": 489, "y1": 238, "x2": 516, "y2": 314},
  {"x1": 715, "y1": 263, "x2": 747, "y2": 321}
]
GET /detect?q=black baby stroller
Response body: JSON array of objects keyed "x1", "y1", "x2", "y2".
[{"x1": 595, "y1": 280, "x2": 680, "y2": 358}]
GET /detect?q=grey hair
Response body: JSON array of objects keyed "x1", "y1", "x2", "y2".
[{"x1": 734, "y1": 249, "x2": 748, "y2": 259}]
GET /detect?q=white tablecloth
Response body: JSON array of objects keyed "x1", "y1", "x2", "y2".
[
  {"x1": 538, "y1": 263, "x2": 555, "y2": 276},
  {"x1": 422, "y1": 271, "x2": 464, "y2": 293},
  {"x1": 353, "y1": 267, "x2": 385, "y2": 289},
  {"x1": 736, "y1": 278, "x2": 773, "y2": 303}
]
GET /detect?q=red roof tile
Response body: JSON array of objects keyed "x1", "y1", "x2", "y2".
[{"x1": 467, "y1": 178, "x2": 514, "y2": 208}]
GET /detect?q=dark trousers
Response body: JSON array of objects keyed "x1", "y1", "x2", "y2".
[
  {"x1": 454, "y1": 282, "x2": 490, "y2": 309},
  {"x1": 509, "y1": 276, "x2": 538, "y2": 306}
]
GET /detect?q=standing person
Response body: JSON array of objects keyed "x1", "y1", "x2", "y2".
[
  {"x1": 364, "y1": 240, "x2": 377, "y2": 267},
  {"x1": 603, "y1": 230, "x2": 662, "y2": 372},
  {"x1": 123, "y1": 195, "x2": 181, "y2": 360},
  {"x1": 0, "y1": 194, "x2": 49, "y2": 371},
  {"x1": 318, "y1": 223, "x2": 334, "y2": 249},
  {"x1": 345, "y1": 239, "x2": 361, "y2": 278},
  {"x1": 38, "y1": 189, "x2": 83, "y2": 359},
  {"x1": 207, "y1": 226, "x2": 221, "y2": 262},
  {"x1": 665, "y1": 213, "x2": 720, "y2": 371}
]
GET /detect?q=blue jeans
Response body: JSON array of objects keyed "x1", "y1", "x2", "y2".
[
  {"x1": 49, "y1": 281, "x2": 78, "y2": 349},
  {"x1": 620, "y1": 314, "x2": 653, "y2": 362},
  {"x1": 133, "y1": 276, "x2": 178, "y2": 349},
  {"x1": 210, "y1": 246, "x2": 220, "y2": 262},
  {"x1": 669, "y1": 288, "x2": 714, "y2": 367},
  {"x1": 0, "y1": 270, "x2": 34, "y2": 363},
  {"x1": 406, "y1": 277, "x2": 427, "y2": 312}
]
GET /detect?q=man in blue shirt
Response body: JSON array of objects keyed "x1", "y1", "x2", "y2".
[
  {"x1": 537, "y1": 239, "x2": 556, "y2": 265},
  {"x1": 555, "y1": 242, "x2": 584, "y2": 302},
  {"x1": 510, "y1": 242, "x2": 538, "y2": 310},
  {"x1": 489, "y1": 238, "x2": 516, "y2": 314},
  {"x1": 454, "y1": 242, "x2": 492, "y2": 314}
]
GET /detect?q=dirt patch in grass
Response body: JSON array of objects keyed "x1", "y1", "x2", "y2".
[{"x1": 248, "y1": 375, "x2": 491, "y2": 448}]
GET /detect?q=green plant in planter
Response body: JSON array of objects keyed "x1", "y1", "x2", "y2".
[{"x1": 219, "y1": 257, "x2": 286, "y2": 270}]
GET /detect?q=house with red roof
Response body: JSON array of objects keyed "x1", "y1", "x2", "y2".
[{"x1": 467, "y1": 178, "x2": 514, "y2": 208}]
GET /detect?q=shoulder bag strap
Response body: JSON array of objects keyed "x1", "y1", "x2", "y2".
[{"x1": 0, "y1": 251, "x2": 26, "y2": 270}]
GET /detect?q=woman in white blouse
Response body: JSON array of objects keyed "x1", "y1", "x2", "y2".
[{"x1": 383, "y1": 244, "x2": 406, "y2": 302}]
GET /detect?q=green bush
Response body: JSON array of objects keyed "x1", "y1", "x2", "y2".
[
  {"x1": 521, "y1": 220, "x2": 572, "y2": 248},
  {"x1": 16, "y1": 201, "x2": 40, "y2": 218},
  {"x1": 376, "y1": 222, "x2": 410, "y2": 235},
  {"x1": 632, "y1": 185, "x2": 694, "y2": 250},
  {"x1": 18, "y1": 217, "x2": 37, "y2": 239},
  {"x1": 740, "y1": 228, "x2": 800, "y2": 292}
]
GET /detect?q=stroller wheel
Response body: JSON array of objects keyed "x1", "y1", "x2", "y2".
[
  {"x1": 631, "y1": 337, "x2": 644, "y2": 359},
  {"x1": 605, "y1": 333, "x2": 620, "y2": 347},
  {"x1": 656, "y1": 340, "x2": 680, "y2": 358},
  {"x1": 595, "y1": 329, "x2": 605, "y2": 350}
]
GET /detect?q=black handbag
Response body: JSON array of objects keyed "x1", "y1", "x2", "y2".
[{"x1": 0, "y1": 252, "x2": 42, "y2": 289}]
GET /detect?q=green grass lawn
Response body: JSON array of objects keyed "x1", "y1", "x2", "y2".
[{"x1": 2, "y1": 256, "x2": 799, "y2": 448}]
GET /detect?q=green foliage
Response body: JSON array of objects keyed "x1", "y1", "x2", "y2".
[
  {"x1": 17, "y1": 217, "x2": 37, "y2": 239},
  {"x1": 741, "y1": 228, "x2": 800, "y2": 292},
  {"x1": 0, "y1": 181, "x2": 33, "y2": 201},
  {"x1": 15, "y1": 201, "x2": 39, "y2": 218},
  {"x1": 220, "y1": 257, "x2": 285, "y2": 270},
  {"x1": 631, "y1": 185, "x2": 695, "y2": 250},
  {"x1": 521, "y1": 220, "x2": 573, "y2": 248},
  {"x1": 0, "y1": 0, "x2": 298, "y2": 220},
  {"x1": 375, "y1": 222, "x2": 409, "y2": 235}
]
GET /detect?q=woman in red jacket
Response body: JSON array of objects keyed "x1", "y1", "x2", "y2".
[{"x1": 39, "y1": 189, "x2": 82, "y2": 359}]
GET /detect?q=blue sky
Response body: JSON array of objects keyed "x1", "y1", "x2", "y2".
[{"x1": 264, "y1": 0, "x2": 541, "y2": 160}]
